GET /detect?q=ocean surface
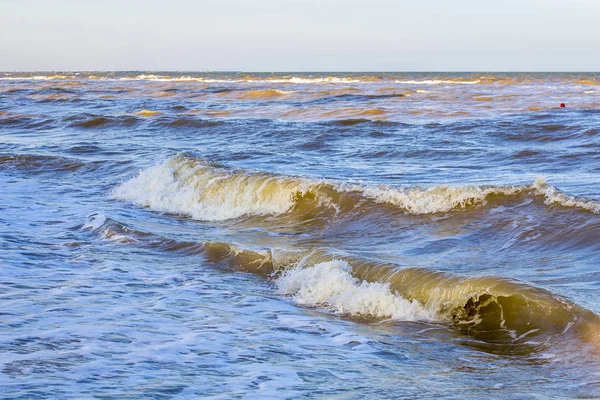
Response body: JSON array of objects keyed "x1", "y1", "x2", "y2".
[{"x1": 1, "y1": 72, "x2": 600, "y2": 399}]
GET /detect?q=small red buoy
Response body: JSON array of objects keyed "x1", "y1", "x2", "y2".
[{"x1": 560, "y1": 103, "x2": 566, "y2": 108}]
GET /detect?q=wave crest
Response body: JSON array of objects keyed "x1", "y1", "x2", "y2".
[
  {"x1": 113, "y1": 155, "x2": 600, "y2": 222},
  {"x1": 271, "y1": 249, "x2": 597, "y2": 343},
  {"x1": 82, "y1": 213, "x2": 600, "y2": 347},
  {"x1": 241, "y1": 89, "x2": 295, "y2": 99},
  {"x1": 111, "y1": 154, "x2": 325, "y2": 221},
  {"x1": 276, "y1": 259, "x2": 435, "y2": 321}
]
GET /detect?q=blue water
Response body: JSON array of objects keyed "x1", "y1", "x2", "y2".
[{"x1": 1, "y1": 72, "x2": 600, "y2": 399}]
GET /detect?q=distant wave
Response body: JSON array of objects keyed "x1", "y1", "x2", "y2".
[
  {"x1": 73, "y1": 74, "x2": 366, "y2": 84},
  {"x1": 240, "y1": 89, "x2": 296, "y2": 99},
  {"x1": 0, "y1": 153, "x2": 111, "y2": 175},
  {"x1": 0, "y1": 112, "x2": 56, "y2": 130},
  {"x1": 121, "y1": 76, "x2": 364, "y2": 84},
  {"x1": 0, "y1": 75, "x2": 76, "y2": 81},
  {"x1": 312, "y1": 93, "x2": 405, "y2": 103},
  {"x1": 66, "y1": 114, "x2": 140, "y2": 129},
  {"x1": 0, "y1": 154, "x2": 86, "y2": 173},
  {"x1": 155, "y1": 117, "x2": 224, "y2": 128},
  {"x1": 395, "y1": 79, "x2": 481, "y2": 85},
  {"x1": 135, "y1": 109, "x2": 162, "y2": 116},
  {"x1": 266, "y1": 77, "x2": 363, "y2": 84},
  {"x1": 117, "y1": 74, "x2": 241, "y2": 83}
]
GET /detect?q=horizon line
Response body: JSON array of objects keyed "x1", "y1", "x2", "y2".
[{"x1": 2, "y1": 70, "x2": 600, "y2": 74}]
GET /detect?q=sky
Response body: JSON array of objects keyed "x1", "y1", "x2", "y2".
[{"x1": 1, "y1": 0, "x2": 599, "y2": 71}]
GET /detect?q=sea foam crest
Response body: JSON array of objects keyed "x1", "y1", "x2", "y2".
[
  {"x1": 532, "y1": 177, "x2": 600, "y2": 213},
  {"x1": 117, "y1": 74, "x2": 243, "y2": 83},
  {"x1": 0, "y1": 75, "x2": 74, "y2": 81},
  {"x1": 111, "y1": 155, "x2": 316, "y2": 221},
  {"x1": 358, "y1": 184, "x2": 524, "y2": 214},
  {"x1": 395, "y1": 79, "x2": 480, "y2": 85},
  {"x1": 115, "y1": 75, "x2": 362, "y2": 84},
  {"x1": 358, "y1": 177, "x2": 600, "y2": 214},
  {"x1": 275, "y1": 260, "x2": 435, "y2": 321},
  {"x1": 271, "y1": 77, "x2": 362, "y2": 84},
  {"x1": 113, "y1": 155, "x2": 600, "y2": 220}
]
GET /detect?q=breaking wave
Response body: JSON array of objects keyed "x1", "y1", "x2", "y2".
[
  {"x1": 276, "y1": 259, "x2": 436, "y2": 321},
  {"x1": 111, "y1": 74, "x2": 364, "y2": 84},
  {"x1": 112, "y1": 154, "x2": 600, "y2": 222},
  {"x1": 82, "y1": 213, "x2": 600, "y2": 347},
  {"x1": 110, "y1": 154, "x2": 329, "y2": 221},
  {"x1": 395, "y1": 79, "x2": 481, "y2": 85}
]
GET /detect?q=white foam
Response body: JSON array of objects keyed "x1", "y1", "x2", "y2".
[
  {"x1": 111, "y1": 155, "x2": 315, "y2": 221},
  {"x1": 116, "y1": 74, "x2": 243, "y2": 83},
  {"x1": 533, "y1": 177, "x2": 600, "y2": 213},
  {"x1": 275, "y1": 260, "x2": 435, "y2": 321},
  {"x1": 115, "y1": 75, "x2": 361, "y2": 84},
  {"x1": 0, "y1": 75, "x2": 73, "y2": 81},
  {"x1": 358, "y1": 184, "x2": 523, "y2": 214},
  {"x1": 268, "y1": 77, "x2": 362, "y2": 84},
  {"x1": 113, "y1": 156, "x2": 600, "y2": 219},
  {"x1": 358, "y1": 178, "x2": 600, "y2": 215},
  {"x1": 395, "y1": 80, "x2": 480, "y2": 85}
]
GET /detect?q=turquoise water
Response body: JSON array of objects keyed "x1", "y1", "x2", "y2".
[{"x1": 1, "y1": 72, "x2": 600, "y2": 399}]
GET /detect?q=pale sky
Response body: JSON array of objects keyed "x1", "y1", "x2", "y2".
[{"x1": 1, "y1": 0, "x2": 599, "y2": 71}]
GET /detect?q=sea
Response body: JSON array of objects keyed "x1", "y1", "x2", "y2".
[{"x1": 1, "y1": 72, "x2": 600, "y2": 399}]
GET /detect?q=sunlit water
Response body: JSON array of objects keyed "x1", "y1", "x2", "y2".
[{"x1": 1, "y1": 72, "x2": 600, "y2": 399}]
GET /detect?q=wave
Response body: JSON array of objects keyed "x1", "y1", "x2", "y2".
[
  {"x1": 576, "y1": 79, "x2": 600, "y2": 86},
  {"x1": 82, "y1": 215, "x2": 600, "y2": 347},
  {"x1": 395, "y1": 80, "x2": 481, "y2": 85},
  {"x1": 113, "y1": 75, "x2": 364, "y2": 84},
  {"x1": 117, "y1": 74, "x2": 241, "y2": 83},
  {"x1": 111, "y1": 154, "x2": 329, "y2": 221},
  {"x1": 36, "y1": 86, "x2": 79, "y2": 94},
  {"x1": 135, "y1": 109, "x2": 162, "y2": 116},
  {"x1": 0, "y1": 153, "x2": 101, "y2": 175},
  {"x1": 240, "y1": 89, "x2": 296, "y2": 99},
  {"x1": 359, "y1": 109, "x2": 386, "y2": 115},
  {"x1": 268, "y1": 77, "x2": 363, "y2": 84},
  {"x1": 186, "y1": 109, "x2": 231, "y2": 117},
  {"x1": 66, "y1": 114, "x2": 140, "y2": 129},
  {"x1": 0, "y1": 113, "x2": 56, "y2": 129},
  {"x1": 35, "y1": 94, "x2": 80, "y2": 103},
  {"x1": 276, "y1": 259, "x2": 435, "y2": 321},
  {"x1": 2, "y1": 74, "x2": 598, "y2": 89},
  {"x1": 360, "y1": 177, "x2": 600, "y2": 214},
  {"x1": 155, "y1": 117, "x2": 224, "y2": 128},
  {"x1": 272, "y1": 249, "x2": 599, "y2": 345},
  {"x1": 0, "y1": 75, "x2": 76, "y2": 81},
  {"x1": 82, "y1": 214, "x2": 274, "y2": 271},
  {"x1": 306, "y1": 93, "x2": 405, "y2": 105},
  {"x1": 331, "y1": 118, "x2": 373, "y2": 126},
  {"x1": 112, "y1": 154, "x2": 600, "y2": 222}
]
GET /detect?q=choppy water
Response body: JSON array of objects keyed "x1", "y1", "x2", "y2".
[{"x1": 1, "y1": 72, "x2": 600, "y2": 399}]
